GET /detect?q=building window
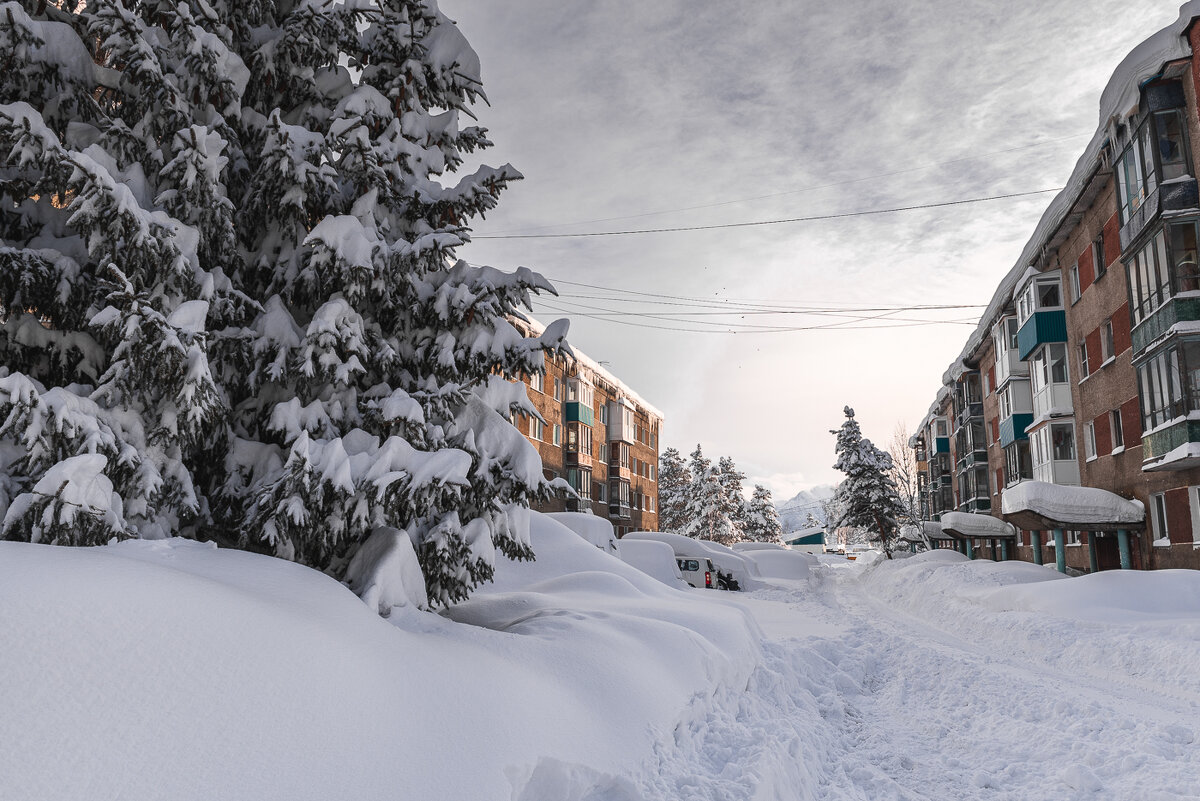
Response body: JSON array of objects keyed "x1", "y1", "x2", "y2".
[
  {"x1": 567, "y1": 468, "x2": 592, "y2": 501},
  {"x1": 1079, "y1": 342, "x2": 1090, "y2": 379},
  {"x1": 1084, "y1": 421, "x2": 1096, "y2": 459},
  {"x1": 598, "y1": 404, "x2": 608, "y2": 424},
  {"x1": 552, "y1": 378, "x2": 561, "y2": 401},
  {"x1": 553, "y1": 424, "x2": 561, "y2": 445},
  {"x1": 530, "y1": 372, "x2": 544, "y2": 393},
  {"x1": 1136, "y1": 345, "x2": 1194, "y2": 431},
  {"x1": 529, "y1": 417, "x2": 543, "y2": 440},
  {"x1": 1190, "y1": 487, "x2": 1200, "y2": 544},
  {"x1": 1150, "y1": 492, "x2": 1169, "y2": 543},
  {"x1": 1068, "y1": 263, "x2": 1081, "y2": 304},
  {"x1": 596, "y1": 482, "x2": 607, "y2": 503},
  {"x1": 1171, "y1": 221, "x2": 1200, "y2": 293},
  {"x1": 1111, "y1": 409, "x2": 1124, "y2": 450},
  {"x1": 1093, "y1": 233, "x2": 1106, "y2": 279},
  {"x1": 1051, "y1": 423, "x2": 1075, "y2": 461},
  {"x1": 1101, "y1": 318, "x2": 1115, "y2": 362},
  {"x1": 1003, "y1": 440, "x2": 1032, "y2": 487}
]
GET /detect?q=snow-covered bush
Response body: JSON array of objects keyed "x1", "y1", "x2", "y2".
[{"x1": 0, "y1": 0, "x2": 564, "y2": 607}]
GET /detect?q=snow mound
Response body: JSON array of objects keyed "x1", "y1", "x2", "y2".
[
  {"x1": 988, "y1": 568, "x2": 1200, "y2": 622},
  {"x1": 545, "y1": 511, "x2": 618, "y2": 554},
  {"x1": 618, "y1": 539, "x2": 688, "y2": 588},
  {"x1": 0, "y1": 520, "x2": 760, "y2": 801},
  {"x1": 738, "y1": 548, "x2": 813, "y2": 581}
]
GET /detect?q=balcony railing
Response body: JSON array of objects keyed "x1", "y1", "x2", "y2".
[{"x1": 1017, "y1": 310, "x2": 1068, "y2": 361}]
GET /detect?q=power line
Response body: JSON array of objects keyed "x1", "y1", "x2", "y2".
[
  {"x1": 555, "y1": 292, "x2": 988, "y2": 315},
  {"x1": 543, "y1": 275, "x2": 989, "y2": 310},
  {"x1": 478, "y1": 132, "x2": 1089, "y2": 235},
  {"x1": 546, "y1": 297, "x2": 982, "y2": 325},
  {"x1": 473, "y1": 188, "x2": 1063, "y2": 240}
]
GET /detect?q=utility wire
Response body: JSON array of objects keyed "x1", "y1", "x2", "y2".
[
  {"x1": 474, "y1": 188, "x2": 1063, "y2": 240},
  {"x1": 546, "y1": 297, "x2": 981, "y2": 325},
  {"x1": 537, "y1": 301, "x2": 976, "y2": 334},
  {"x1": 479, "y1": 132, "x2": 1089, "y2": 235},
  {"x1": 555, "y1": 292, "x2": 988, "y2": 315}
]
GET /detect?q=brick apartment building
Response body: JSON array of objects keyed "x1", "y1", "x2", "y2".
[
  {"x1": 912, "y1": 6, "x2": 1200, "y2": 572},
  {"x1": 513, "y1": 319, "x2": 663, "y2": 536}
]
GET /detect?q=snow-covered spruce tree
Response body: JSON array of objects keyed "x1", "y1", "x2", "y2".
[
  {"x1": 743, "y1": 484, "x2": 783, "y2": 543},
  {"x1": 830, "y1": 407, "x2": 905, "y2": 558},
  {"x1": 657, "y1": 446, "x2": 690, "y2": 533},
  {"x1": 0, "y1": 0, "x2": 565, "y2": 607},
  {"x1": 716, "y1": 455, "x2": 747, "y2": 541},
  {"x1": 682, "y1": 445, "x2": 738, "y2": 545}
]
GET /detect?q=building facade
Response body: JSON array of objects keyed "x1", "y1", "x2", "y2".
[
  {"x1": 513, "y1": 322, "x2": 663, "y2": 536},
  {"x1": 911, "y1": 8, "x2": 1200, "y2": 572}
]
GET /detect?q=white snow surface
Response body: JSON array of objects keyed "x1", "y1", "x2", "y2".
[
  {"x1": 6, "y1": 524, "x2": 1200, "y2": 800},
  {"x1": 1001, "y1": 479, "x2": 1145, "y2": 525},
  {"x1": 617, "y1": 539, "x2": 688, "y2": 588},
  {"x1": 939, "y1": 510, "x2": 1017, "y2": 538},
  {"x1": 545, "y1": 511, "x2": 619, "y2": 553}
]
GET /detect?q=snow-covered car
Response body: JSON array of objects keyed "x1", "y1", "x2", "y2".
[{"x1": 675, "y1": 557, "x2": 717, "y2": 589}]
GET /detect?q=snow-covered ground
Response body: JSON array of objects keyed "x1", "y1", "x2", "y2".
[{"x1": 4, "y1": 524, "x2": 1199, "y2": 800}]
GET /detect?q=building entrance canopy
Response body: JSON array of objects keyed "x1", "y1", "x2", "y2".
[
  {"x1": 939, "y1": 511, "x2": 1017, "y2": 540},
  {"x1": 999, "y1": 481, "x2": 1145, "y2": 532}
]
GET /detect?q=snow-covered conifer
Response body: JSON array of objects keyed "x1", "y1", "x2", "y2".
[
  {"x1": 0, "y1": 0, "x2": 564, "y2": 606},
  {"x1": 743, "y1": 484, "x2": 783, "y2": 543},
  {"x1": 657, "y1": 446, "x2": 690, "y2": 533},
  {"x1": 716, "y1": 455, "x2": 747, "y2": 541},
  {"x1": 830, "y1": 407, "x2": 905, "y2": 558},
  {"x1": 682, "y1": 445, "x2": 740, "y2": 545}
]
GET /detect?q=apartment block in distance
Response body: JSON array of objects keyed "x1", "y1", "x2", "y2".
[
  {"x1": 912, "y1": 5, "x2": 1200, "y2": 572},
  {"x1": 512, "y1": 319, "x2": 663, "y2": 536}
]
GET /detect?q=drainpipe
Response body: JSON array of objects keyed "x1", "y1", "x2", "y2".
[
  {"x1": 1031, "y1": 531, "x2": 1043, "y2": 565},
  {"x1": 1117, "y1": 529, "x2": 1132, "y2": 570},
  {"x1": 1087, "y1": 534, "x2": 1099, "y2": 573},
  {"x1": 1054, "y1": 529, "x2": 1066, "y2": 574}
]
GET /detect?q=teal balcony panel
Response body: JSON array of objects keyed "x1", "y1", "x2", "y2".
[
  {"x1": 1017, "y1": 310, "x2": 1068, "y2": 361},
  {"x1": 565, "y1": 402, "x2": 594, "y2": 426},
  {"x1": 934, "y1": 437, "x2": 951, "y2": 454},
  {"x1": 998, "y1": 413, "x2": 1034, "y2": 447}
]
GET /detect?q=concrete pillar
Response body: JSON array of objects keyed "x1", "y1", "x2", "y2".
[
  {"x1": 1087, "y1": 534, "x2": 1099, "y2": 574},
  {"x1": 1031, "y1": 531, "x2": 1043, "y2": 565},
  {"x1": 1001, "y1": 539, "x2": 1010, "y2": 561},
  {"x1": 1054, "y1": 529, "x2": 1066, "y2": 574},
  {"x1": 1118, "y1": 529, "x2": 1132, "y2": 570},
  {"x1": 966, "y1": 539, "x2": 975, "y2": 559}
]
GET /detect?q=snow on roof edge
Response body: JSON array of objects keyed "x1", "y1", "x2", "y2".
[{"x1": 517, "y1": 314, "x2": 664, "y2": 421}]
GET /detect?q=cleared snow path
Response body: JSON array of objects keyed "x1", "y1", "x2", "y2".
[{"x1": 624, "y1": 557, "x2": 1200, "y2": 801}]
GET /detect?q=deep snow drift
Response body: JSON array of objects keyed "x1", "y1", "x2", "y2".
[{"x1": 4, "y1": 532, "x2": 1200, "y2": 800}]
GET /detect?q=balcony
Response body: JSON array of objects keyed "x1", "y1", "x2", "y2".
[
  {"x1": 998, "y1": 413, "x2": 1034, "y2": 447},
  {"x1": 1119, "y1": 178, "x2": 1199, "y2": 253},
  {"x1": 1017, "y1": 310, "x2": 1067, "y2": 361},
  {"x1": 933, "y1": 436, "x2": 951, "y2": 455},
  {"x1": 565, "y1": 401, "x2": 594, "y2": 426},
  {"x1": 1131, "y1": 294, "x2": 1200, "y2": 355},
  {"x1": 1142, "y1": 418, "x2": 1200, "y2": 470}
]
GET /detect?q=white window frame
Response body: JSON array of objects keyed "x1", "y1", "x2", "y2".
[
  {"x1": 1079, "y1": 341, "x2": 1090, "y2": 379},
  {"x1": 1068, "y1": 263, "x2": 1081, "y2": 304},
  {"x1": 1151, "y1": 492, "x2": 1169, "y2": 543},
  {"x1": 1085, "y1": 421, "x2": 1096, "y2": 460},
  {"x1": 553, "y1": 424, "x2": 561, "y2": 446},
  {"x1": 529, "y1": 417, "x2": 543, "y2": 440},
  {"x1": 1101, "y1": 318, "x2": 1115, "y2": 363},
  {"x1": 530, "y1": 372, "x2": 545, "y2": 393},
  {"x1": 1111, "y1": 409, "x2": 1124, "y2": 450},
  {"x1": 1190, "y1": 486, "x2": 1200, "y2": 544}
]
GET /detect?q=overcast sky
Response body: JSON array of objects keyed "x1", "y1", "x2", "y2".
[{"x1": 440, "y1": 0, "x2": 1173, "y2": 502}]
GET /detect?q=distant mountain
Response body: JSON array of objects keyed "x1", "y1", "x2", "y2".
[{"x1": 776, "y1": 485, "x2": 838, "y2": 534}]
